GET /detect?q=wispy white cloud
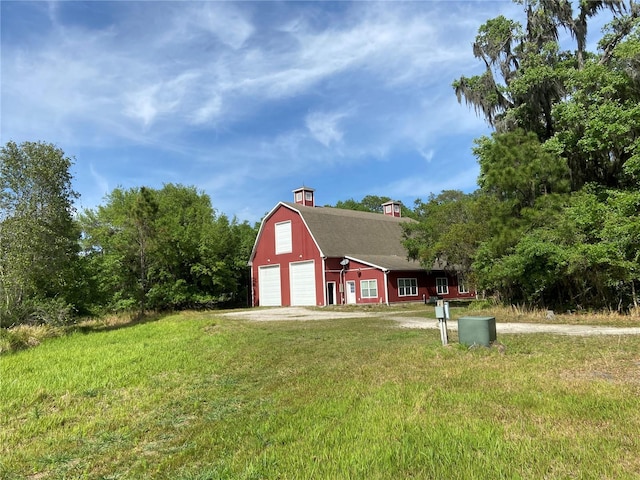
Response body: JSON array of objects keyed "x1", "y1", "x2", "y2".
[
  {"x1": 384, "y1": 164, "x2": 481, "y2": 201},
  {"x1": 305, "y1": 109, "x2": 351, "y2": 148},
  {"x1": 1, "y1": 0, "x2": 529, "y2": 220},
  {"x1": 418, "y1": 148, "x2": 435, "y2": 163},
  {"x1": 89, "y1": 163, "x2": 109, "y2": 196}
]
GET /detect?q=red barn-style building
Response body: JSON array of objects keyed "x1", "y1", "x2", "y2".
[{"x1": 248, "y1": 187, "x2": 475, "y2": 307}]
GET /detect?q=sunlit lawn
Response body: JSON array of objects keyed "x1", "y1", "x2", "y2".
[{"x1": 1, "y1": 310, "x2": 639, "y2": 479}]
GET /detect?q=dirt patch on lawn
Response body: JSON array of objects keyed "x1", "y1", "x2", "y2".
[
  {"x1": 222, "y1": 307, "x2": 640, "y2": 336},
  {"x1": 221, "y1": 306, "x2": 372, "y2": 321}
]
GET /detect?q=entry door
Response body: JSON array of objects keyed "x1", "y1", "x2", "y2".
[
  {"x1": 326, "y1": 282, "x2": 336, "y2": 305},
  {"x1": 346, "y1": 281, "x2": 356, "y2": 304}
]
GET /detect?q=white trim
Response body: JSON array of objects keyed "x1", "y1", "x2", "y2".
[
  {"x1": 384, "y1": 271, "x2": 389, "y2": 305},
  {"x1": 322, "y1": 257, "x2": 327, "y2": 306},
  {"x1": 282, "y1": 204, "x2": 326, "y2": 257},
  {"x1": 397, "y1": 278, "x2": 418, "y2": 297},
  {"x1": 326, "y1": 281, "x2": 337, "y2": 305},
  {"x1": 436, "y1": 277, "x2": 449, "y2": 295},
  {"x1": 360, "y1": 279, "x2": 378, "y2": 299},
  {"x1": 344, "y1": 255, "x2": 388, "y2": 272},
  {"x1": 250, "y1": 262, "x2": 256, "y2": 306},
  {"x1": 458, "y1": 274, "x2": 469, "y2": 294},
  {"x1": 249, "y1": 202, "x2": 325, "y2": 265}
]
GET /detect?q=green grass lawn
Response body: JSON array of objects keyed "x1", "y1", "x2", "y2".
[{"x1": 1, "y1": 310, "x2": 639, "y2": 479}]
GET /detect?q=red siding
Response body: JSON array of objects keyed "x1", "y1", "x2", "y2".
[
  {"x1": 341, "y1": 259, "x2": 387, "y2": 304},
  {"x1": 251, "y1": 204, "x2": 476, "y2": 307},
  {"x1": 387, "y1": 271, "x2": 431, "y2": 303},
  {"x1": 424, "y1": 272, "x2": 476, "y2": 300},
  {"x1": 251, "y1": 205, "x2": 324, "y2": 306}
]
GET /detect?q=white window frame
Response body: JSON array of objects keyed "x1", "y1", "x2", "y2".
[
  {"x1": 360, "y1": 279, "x2": 378, "y2": 299},
  {"x1": 305, "y1": 191, "x2": 313, "y2": 201},
  {"x1": 436, "y1": 277, "x2": 449, "y2": 295},
  {"x1": 275, "y1": 221, "x2": 292, "y2": 255},
  {"x1": 398, "y1": 278, "x2": 418, "y2": 297},
  {"x1": 458, "y1": 274, "x2": 469, "y2": 294},
  {"x1": 295, "y1": 192, "x2": 302, "y2": 202}
]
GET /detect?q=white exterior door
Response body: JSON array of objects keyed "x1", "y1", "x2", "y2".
[
  {"x1": 258, "y1": 265, "x2": 281, "y2": 306},
  {"x1": 346, "y1": 281, "x2": 356, "y2": 304},
  {"x1": 290, "y1": 261, "x2": 316, "y2": 306}
]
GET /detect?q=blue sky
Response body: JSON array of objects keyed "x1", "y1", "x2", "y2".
[{"x1": 3, "y1": 1, "x2": 532, "y2": 222}]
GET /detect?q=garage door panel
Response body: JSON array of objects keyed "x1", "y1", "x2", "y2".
[
  {"x1": 290, "y1": 261, "x2": 316, "y2": 306},
  {"x1": 259, "y1": 265, "x2": 281, "y2": 306}
]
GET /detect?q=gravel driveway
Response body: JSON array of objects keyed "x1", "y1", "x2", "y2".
[{"x1": 222, "y1": 307, "x2": 640, "y2": 336}]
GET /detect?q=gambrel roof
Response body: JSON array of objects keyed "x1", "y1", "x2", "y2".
[{"x1": 250, "y1": 202, "x2": 425, "y2": 271}]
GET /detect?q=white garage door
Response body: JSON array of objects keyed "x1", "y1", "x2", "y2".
[
  {"x1": 258, "y1": 265, "x2": 281, "y2": 306},
  {"x1": 290, "y1": 261, "x2": 316, "y2": 306}
]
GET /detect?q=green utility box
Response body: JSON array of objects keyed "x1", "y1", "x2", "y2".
[{"x1": 458, "y1": 316, "x2": 497, "y2": 347}]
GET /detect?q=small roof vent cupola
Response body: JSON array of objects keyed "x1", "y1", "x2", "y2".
[
  {"x1": 293, "y1": 186, "x2": 315, "y2": 207},
  {"x1": 382, "y1": 200, "x2": 402, "y2": 217}
]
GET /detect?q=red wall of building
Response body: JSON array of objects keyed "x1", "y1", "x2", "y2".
[
  {"x1": 340, "y1": 259, "x2": 387, "y2": 304},
  {"x1": 424, "y1": 272, "x2": 476, "y2": 300},
  {"x1": 386, "y1": 271, "x2": 431, "y2": 303},
  {"x1": 251, "y1": 205, "x2": 324, "y2": 306},
  {"x1": 251, "y1": 204, "x2": 476, "y2": 307}
]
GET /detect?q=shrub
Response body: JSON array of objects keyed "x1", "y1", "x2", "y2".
[{"x1": 0, "y1": 297, "x2": 75, "y2": 328}]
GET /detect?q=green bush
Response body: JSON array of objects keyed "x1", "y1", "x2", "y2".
[{"x1": 0, "y1": 297, "x2": 75, "y2": 328}]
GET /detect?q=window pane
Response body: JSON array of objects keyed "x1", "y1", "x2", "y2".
[
  {"x1": 458, "y1": 275, "x2": 469, "y2": 294},
  {"x1": 398, "y1": 278, "x2": 417, "y2": 297},
  {"x1": 361, "y1": 279, "x2": 377, "y2": 298},
  {"x1": 436, "y1": 277, "x2": 448, "y2": 295}
]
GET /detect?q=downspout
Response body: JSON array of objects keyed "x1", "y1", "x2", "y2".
[
  {"x1": 384, "y1": 270, "x2": 389, "y2": 306},
  {"x1": 340, "y1": 265, "x2": 345, "y2": 305}
]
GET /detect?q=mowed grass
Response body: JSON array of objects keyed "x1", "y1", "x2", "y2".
[{"x1": 1, "y1": 311, "x2": 639, "y2": 479}]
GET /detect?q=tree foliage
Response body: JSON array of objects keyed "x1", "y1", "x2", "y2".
[
  {"x1": 0, "y1": 141, "x2": 80, "y2": 326},
  {"x1": 79, "y1": 184, "x2": 257, "y2": 315},
  {"x1": 332, "y1": 195, "x2": 416, "y2": 218},
  {"x1": 408, "y1": 0, "x2": 640, "y2": 310}
]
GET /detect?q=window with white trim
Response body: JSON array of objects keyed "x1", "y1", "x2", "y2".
[
  {"x1": 275, "y1": 221, "x2": 292, "y2": 254},
  {"x1": 436, "y1": 277, "x2": 449, "y2": 295},
  {"x1": 458, "y1": 274, "x2": 469, "y2": 294},
  {"x1": 360, "y1": 279, "x2": 378, "y2": 298},
  {"x1": 295, "y1": 192, "x2": 302, "y2": 202},
  {"x1": 398, "y1": 278, "x2": 418, "y2": 297}
]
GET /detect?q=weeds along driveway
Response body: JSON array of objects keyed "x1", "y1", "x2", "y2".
[{"x1": 222, "y1": 307, "x2": 640, "y2": 337}]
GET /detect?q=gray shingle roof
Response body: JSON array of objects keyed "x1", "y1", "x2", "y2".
[{"x1": 282, "y1": 202, "x2": 421, "y2": 270}]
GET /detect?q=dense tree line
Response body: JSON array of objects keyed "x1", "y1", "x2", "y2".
[
  {"x1": 404, "y1": 0, "x2": 640, "y2": 311},
  {"x1": 0, "y1": 141, "x2": 257, "y2": 327}
]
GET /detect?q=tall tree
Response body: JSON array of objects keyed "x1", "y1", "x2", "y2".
[
  {"x1": 403, "y1": 191, "x2": 491, "y2": 287},
  {"x1": 79, "y1": 184, "x2": 257, "y2": 314},
  {"x1": 417, "y1": 0, "x2": 640, "y2": 309},
  {"x1": 0, "y1": 141, "x2": 80, "y2": 326},
  {"x1": 453, "y1": 0, "x2": 632, "y2": 143}
]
